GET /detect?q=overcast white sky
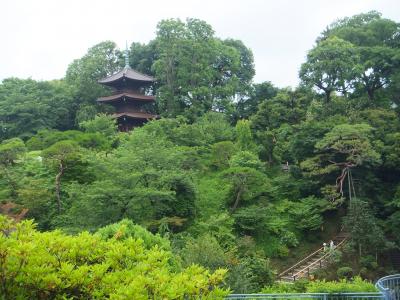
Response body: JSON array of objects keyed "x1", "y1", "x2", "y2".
[{"x1": 1, "y1": 0, "x2": 399, "y2": 87}]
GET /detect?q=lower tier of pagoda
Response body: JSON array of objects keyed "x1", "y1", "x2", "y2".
[{"x1": 112, "y1": 111, "x2": 158, "y2": 132}]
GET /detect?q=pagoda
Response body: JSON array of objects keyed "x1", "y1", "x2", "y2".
[{"x1": 97, "y1": 49, "x2": 157, "y2": 131}]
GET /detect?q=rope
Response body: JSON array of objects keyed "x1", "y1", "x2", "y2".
[
  {"x1": 350, "y1": 170, "x2": 356, "y2": 199},
  {"x1": 347, "y1": 168, "x2": 352, "y2": 208},
  {"x1": 347, "y1": 169, "x2": 357, "y2": 209}
]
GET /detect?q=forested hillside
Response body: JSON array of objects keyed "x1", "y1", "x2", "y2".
[{"x1": 1, "y1": 11, "x2": 400, "y2": 297}]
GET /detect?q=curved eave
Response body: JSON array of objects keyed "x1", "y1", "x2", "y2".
[
  {"x1": 112, "y1": 112, "x2": 158, "y2": 120},
  {"x1": 98, "y1": 67, "x2": 155, "y2": 86},
  {"x1": 97, "y1": 93, "x2": 155, "y2": 103}
]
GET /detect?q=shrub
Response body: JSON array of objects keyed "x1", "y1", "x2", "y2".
[
  {"x1": 0, "y1": 216, "x2": 228, "y2": 299},
  {"x1": 181, "y1": 234, "x2": 228, "y2": 271},
  {"x1": 95, "y1": 219, "x2": 171, "y2": 250},
  {"x1": 306, "y1": 276, "x2": 377, "y2": 293}
]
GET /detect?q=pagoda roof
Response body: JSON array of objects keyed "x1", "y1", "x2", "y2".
[
  {"x1": 99, "y1": 67, "x2": 154, "y2": 85},
  {"x1": 97, "y1": 92, "x2": 155, "y2": 102},
  {"x1": 112, "y1": 112, "x2": 158, "y2": 120}
]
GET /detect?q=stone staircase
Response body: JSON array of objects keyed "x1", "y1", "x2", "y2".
[{"x1": 278, "y1": 232, "x2": 349, "y2": 282}]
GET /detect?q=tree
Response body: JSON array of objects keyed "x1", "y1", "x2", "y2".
[
  {"x1": 301, "y1": 123, "x2": 381, "y2": 200},
  {"x1": 318, "y1": 11, "x2": 400, "y2": 101},
  {"x1": 235, "y1": 120, "x2": 258, "y2": 153},
  {"x1": 79, "y1": 113, "x2": 118, "y2": 145},
  {"x1": 65, "y1": 41, "x2": 123, "y2": 123},
  {"x1": 300, "y1": 37, "x2": 359, "y2": 102},
  {"x1": 0, "y1": 138, "x2": 26, "y2": 198},
  {"x1": 129, "y1": 41, "x2": 157, "y2": 76},
  {"x1": 251, "y1": 88, "x2": 311, "y2": 132},
  {"x1": 343, "y1": 198, "x2": 386, "y2": 258},
  {"x1": 222, "y1": 167, "x2": 269, "y2": 212},
  {"x1": 181, "y1": 234, "x2": 228, "y2": 271},
  {"x1": 0, "y1": 78, "x2": 76, "y2": 140},
  {"x1": 235, "y1": 81, "x2": 278, "y2": 120},
  {"x1": 153, "y1": 18, "x2": 253, "y2": 118},
  {"x1": 211, "y1": 141, "x2": 236, "y2": 169},
  {"x1": 43, "y1": 141, "x2": 82, "y2": 213}
]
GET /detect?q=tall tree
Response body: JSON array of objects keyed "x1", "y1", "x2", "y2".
[
  {"x1": 43, "y1": 141, "x2": 82, "y2": 213},
  {"x1": 0, "y1": 79, "x2": 76, "y2": 140},
  {"x1": 153, "y1": 18, "x2": 254, "y2": 119},
  {"x1": 299, "y1": 37, "x2": 359, "y2": 102},
  {"x1": 301, "y1": 123, "x2": 381, "y2": 200},
  {"x1": 0, "y1": 138, "x2": 26, "y2": 198},
  {"x1": 65, "y1": 41, "x2": 123, "y2": 122},
  {"x1": 319, "y1": 11, "x2": 400, "y2": 101},
  {"x1": 235, "y1": 81, "x2": 278, "y2": 120}
]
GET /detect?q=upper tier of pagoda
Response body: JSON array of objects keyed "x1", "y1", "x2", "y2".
[{"x1": 98, "y1": 66, "x2": 155, "y2": 90}]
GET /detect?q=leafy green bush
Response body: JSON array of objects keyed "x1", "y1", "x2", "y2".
[
  {"x1": 96, "y1": 219, "x2": 171, "y2": 250},
  {"x1": 181, "y1": 234, "x2": 228, "y2": 271},
  {"x1": 262, "y1": 279, "x2": 308, "y2": 293},
  {"x1": 230, "y1": 151, "x2": 264, "y2": 170},
  {"x1": 0, "y1": 216, "x2": 228, "y2": 299},
  {"x1": 306, "y1": 276, "x2": 377, "y2": 293},
  {"x1": 262, "y1": 277, "x2": 377, "y2": 294}
]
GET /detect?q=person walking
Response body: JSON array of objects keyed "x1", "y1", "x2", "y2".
[{"x1": 330, "y1": 240, "x2": 335, "y2": 250}]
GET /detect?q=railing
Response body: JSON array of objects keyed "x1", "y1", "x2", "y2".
[
  {"x1": 279, "y1": 234, "x2": 349, "y2": 280},
  {"x1": 226, "y1": 293, "x2": 383, "y2": 299},
  {"x1": 226, "y1": 274, "x2": 400, "y2": 300},
  {"x1": 278, "y1": 247, "x2": 324, "y2": 278},
  {"x1": 375, "y1": 274, "x2": 400, "y2": 300},
  {"x1": 290, "y1": 238, "x2": 348, "y2": 281}
]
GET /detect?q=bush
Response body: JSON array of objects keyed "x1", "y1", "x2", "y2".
[
  {"x1": 306, "y1": 276, "x2": 377, "y2": 293},
  {"x1": 0, "y1": 216, "x2": 228, "y2": 299},
  {"x1": 211, "y1": 141, "x2": 236, "y2": 169},
  {"x1": 228, "y1": 254, "x2": 275, "y2": 293},
  {"x1": 262, "y1": 279, "x2": 308, "y2": 293},
  {"x1": 229, "y1": 151, "x2": 263, "y2": 170},
  {"x1": 95, "y1": 219, "x2": 171, "y2": 250},
  {"x1": 181, "y1": 234, "x2": 228, "y2": 271}
]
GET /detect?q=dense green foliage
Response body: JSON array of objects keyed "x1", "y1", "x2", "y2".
[
  {"x1": 0, "y1": 11, "x2": 399, "y2": 295},
  {"x1": 0, "y1": 216, "x2": 227, "y2": 299},
  {"x1": 262, "y1": 276, "x2": 377, "y2": 293}
]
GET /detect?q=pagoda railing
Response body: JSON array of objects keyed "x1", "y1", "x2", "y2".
[{"x1": 375, "y1": 274, "x2": 400, "y2": 300}]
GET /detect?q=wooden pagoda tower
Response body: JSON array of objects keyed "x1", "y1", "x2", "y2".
[{"x1": 97, "y1": 48, "x2": 157, "y2": 131}]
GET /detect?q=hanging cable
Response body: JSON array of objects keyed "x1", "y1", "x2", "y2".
[
  {"x1": 350, "y1": 169, "x2": 356, "y2": 200},
  {"x1": 347, "y1": 167, "x2": 352, "y2": 209}
]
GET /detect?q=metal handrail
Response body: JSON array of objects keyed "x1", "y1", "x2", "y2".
[
  {"x1": 291, "y1": 237, "x2": 348, "y2": 280},
  {"x1": 375, "y1": 274, "x2": 400, "y2": 300},
  {"x1": 279, "y1": 233, "x2": 349, "y2": 279},
  {"x1": 226, "y1": 292, "x2": 383, "y2": 299},
  {"x1": 278, "y1": 246, "x2": 324, "y2": 277}
]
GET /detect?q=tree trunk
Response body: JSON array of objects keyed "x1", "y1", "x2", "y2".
[
  {"x1": 268, "y1": 152, "x2": 273, "y2": 166},
  {"x1": 325, "y1": 90, "x2": 332, "y2": 103},
  {"x1": 55, "y1": 163, "x2": 65, "y2": 213},
  {"x1": 231, "y1": 186, "x2": 243, "y2": 212},
  {"x1": 367, "y1": 88, "x2": 374, "y2": 101}
]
